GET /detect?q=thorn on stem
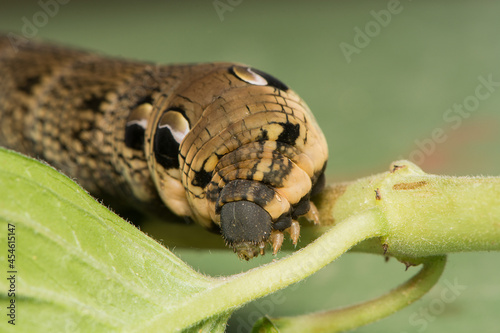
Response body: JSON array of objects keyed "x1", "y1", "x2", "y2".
[
  {"x1": 404, "y1": 262, "x2": 414, "y2": 271},
  {"x1": 391, "y1": 164, "x2": 406, "y2": 173}
]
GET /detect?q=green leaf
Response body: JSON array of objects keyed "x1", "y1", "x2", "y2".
[
  {"x1": 0, "y1": 148, "x2": 387, "y2": 332},
  {"x1": 0, "y1": 148, "x2": 221, "y2": 332}
]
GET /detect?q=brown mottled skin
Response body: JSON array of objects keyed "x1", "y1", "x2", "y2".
[{"x1": 0, "y1": 35, "x2": 328, "y2": 259}]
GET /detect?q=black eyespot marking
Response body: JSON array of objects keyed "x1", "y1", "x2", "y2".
[
  {"x1": 125, "y1": 121, "x2": 146, "y2": 150},
  {"x1": 231, "y1": 66, "x2": 289, "y2": 91},
  {"x1": 250, "y1": 68, "x2": 289, "y2": 91},
  {"x1": 231, "y1": 66, "x2": 267, "y2": 86},
  {"x1": 153, "y1": 109, "x2": 190, "y2": 169},
  {"x1": 154, "y1": 126, "x2": 180, "y2": 169},
  {"x1": 277, "y1": 122, "x2": 300, "y2": 146},
  {"x1": 125, "y1": 101, "x2": 152, "y2": 151},
  {"x1": 220, "y1": 201, "x2": 272, "y2": 245},
  {"x1": 273, "y1": 213, "x2": 292, "y2": 231},
  {"x1": 18, "y1": 75, "x2": 41, "y2": 94}
]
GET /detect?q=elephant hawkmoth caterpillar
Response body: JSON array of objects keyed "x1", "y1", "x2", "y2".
[{"x1": 0, "y1": 35, "x2": 328, "y2": 259}]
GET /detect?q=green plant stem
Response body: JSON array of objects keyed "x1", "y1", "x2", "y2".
[
  {"x1": 136, "y1": 209, "x2": 386, "y2": 332},
  {"x1": 314, "y1": 160, "x2": 500, "y2": 260},
  {"x1": 255, "y1": 256, "x2": 447, "y2": 333}
]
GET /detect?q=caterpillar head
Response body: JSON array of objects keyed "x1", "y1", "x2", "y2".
[{"x1": 143, "y1": 64, "x2": 328, "y2": 259}]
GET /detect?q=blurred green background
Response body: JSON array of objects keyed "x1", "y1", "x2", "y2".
[{"x1": 1, "y1": 1, "x2": 499, "y2": 332}]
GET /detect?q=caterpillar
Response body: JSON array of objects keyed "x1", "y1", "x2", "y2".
[{"x1": 0, "y1": 35, "x2": 328, "y2": 260}]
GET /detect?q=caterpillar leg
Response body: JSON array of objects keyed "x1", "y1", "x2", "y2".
[
  {"x1": 270, "y1": 231, "x2": 284, "y2": 255},
  {"x1": 304, "y1": 202, "x2": 321, "y2": 225},
  {"x1": 287, "y1": 220, "x2": 301, "y2": 245},
  {"x1": 270, "y1": 219, "x2": 301, "y2": 255}
]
